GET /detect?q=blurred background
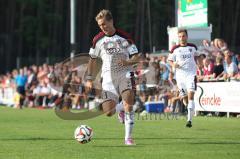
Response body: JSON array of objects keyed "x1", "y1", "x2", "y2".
[{"x1": 0, "y1": 0, "x2": 240, "y2": 73}]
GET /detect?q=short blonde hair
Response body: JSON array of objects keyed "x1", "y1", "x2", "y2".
[
  {"x1": 95, "y1": 9, "x2": 113, "y2": 21},
  {"x1": 215, "y1": 55, "x2": 223, "y2": 63}
]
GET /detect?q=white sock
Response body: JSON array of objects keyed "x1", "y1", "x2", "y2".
[
  {"x1": 116, "y1": 102, "x2": 124, "y2": 112},
  {"x1": 187, "y1": 100, "x2": 195, "y2": 122},
  {"x1": 125, "y1": 111, "x2": 134, "y2": 140}
]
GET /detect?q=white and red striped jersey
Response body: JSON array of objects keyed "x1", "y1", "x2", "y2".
[
  {"x1": 168, "y1": 43, "x2": 198, "y2": 78},
  {"x1": 89, "y1": 29, "x2": 138, "y2": 79}
]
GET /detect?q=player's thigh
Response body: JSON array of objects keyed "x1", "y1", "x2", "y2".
[
  {"x1": 119, "y1": 76, "x2": 135, "y2": 104},
  {"x1": 176, "y1": 81, "x2": 187, "y2": 97},
  {"x1": 121, "y1": 89, "x2": 135, "y2": 105},
  {"x1": 101, "y1": 99, "x2": 116, "y2": 114},
  {"x1": 186, "y1": 76, "x2": 197, "y2": 98},
  {"x1": 102, "y1": 81, "x2": 119, "y2": 103}
]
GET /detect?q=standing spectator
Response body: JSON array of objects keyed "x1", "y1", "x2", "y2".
[
  {"x1": 15, "y1": 69, "x2": 27, "y2": 108},
  {"x1": 145, "y1": 57, "x2": 160, "y2": 101},
  {"x1": 27, "y1": 68, "x2": 38, "y2": 89},
  {"x1": 159, "y1": 56, "x2": 171, "y2": 83},
  {"x1": 25, "y1": 68, "x2": 38, "y2": 107}
]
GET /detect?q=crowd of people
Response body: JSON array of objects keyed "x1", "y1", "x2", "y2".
[{"x1": 0, "y1": 38, "x2": 239, "y2": 115}]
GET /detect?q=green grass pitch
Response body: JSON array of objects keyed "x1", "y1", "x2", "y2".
[{"x1": 0, "y1": 106, "x2": 240, "y2": 159}]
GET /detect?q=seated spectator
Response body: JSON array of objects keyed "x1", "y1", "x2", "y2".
[
  {"x1": 197, "y1": 63, "x2": 204, "y2": 81},
  {"x1": 25, "y1": 82, "x2": 37, "y2": 108},
  {"x1": 223, "y1": 54, "x2": 238, "y2": 80},
  {"x1": 196, "y1": 54, "x2": 206, "y2": 81},
  {"x1": 212, "y1": 55, "x2": 224, "y2": 79},
  {"x1": 69, "y1": 73, "x2": 87, "y2": 109},
  {"x1": 158, "y1": 80, "x2": 172, "y2": 109},
  {"x1": 34, "y1": 81, "x2": 51, "y2": 107},
  {"x1": 224, "y1": 50, "x2": 238, "y2": 66},
  {"x1": 214, "y1": 38, "x2": 228, "y2": 52},
  {"x1": 168, "y1": 79, "x2": 181, "y2": 113},
  {"x1": 202, "y1": 57, "x2": 214, "y2": 78}
]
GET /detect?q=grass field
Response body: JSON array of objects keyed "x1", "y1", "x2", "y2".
[{"x1": 0, "y1": 106, "x2": 240, "y2": 159}]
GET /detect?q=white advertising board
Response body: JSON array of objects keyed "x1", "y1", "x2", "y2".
[{"x1": 195, "y1": 82, "x2": 240, "y2": 113}]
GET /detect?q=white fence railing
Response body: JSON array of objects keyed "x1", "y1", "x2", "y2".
[{"x1": 0, "y1": 87, "x2": 15, "y2": 106}]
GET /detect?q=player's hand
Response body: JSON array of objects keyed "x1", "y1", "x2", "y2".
[
  {"x1": 173, "y1": 62, "x2": 180, "y2": 68},
  {"x1": 118, "y1": 59, "x2": 128, "y2": 66}
]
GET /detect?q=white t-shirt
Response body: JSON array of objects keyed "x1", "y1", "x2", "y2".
[
  {"x1": 40, "y1": 85, "x2": 51, "y2": 94},
  {"x1": 89, "y1": 29, "x2": 138, "y2": 82},
  {"x1": 224, "y1": 62, "x2": 238, "y2": 75},
  {"x1": 168, "y1": 43, "x2": 198, "y2": 79}
]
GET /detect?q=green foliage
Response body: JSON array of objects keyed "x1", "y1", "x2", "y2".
[
  {"x1": 16, "y1": 0, "x2": 62, "y2": 50},
  {"x1": 115, "y1": 0, "x2": 137, "y2": 31},
  {"x1": 1, "y1": 0, "x2": 240, "y2": 73}
]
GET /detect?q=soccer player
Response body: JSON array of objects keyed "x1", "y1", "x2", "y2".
[
  {"x1": 168, "y1": 29, "x2": 199, "y2": 128},
  {"x1": 86, "y1": 9, "x2": 139, "y2": 145}
]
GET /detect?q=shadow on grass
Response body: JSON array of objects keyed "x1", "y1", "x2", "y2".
[
  {"x1": 0, "y1": 137, "x2": 72, "y2": 141},
  {"x1": 94, "y1": 137, "x2": 211, "y2": 140},
  {"x1": 190, "y1": 142, "x2": 240, "y2": 145},
  {"x1": 0, "y1": 137, "x2": 217, "y2": 141},
  {"x1": 92, "y1": 145, "x2": 141, "y2": 148},
  {"x1": 1, "y1": 137, "x2": 240, "y2": 146}
]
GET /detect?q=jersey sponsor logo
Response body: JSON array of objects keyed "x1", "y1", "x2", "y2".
[
  {"x1": 181, "y1": 54, "x2": 192, "y2": 59},
  {"x1": 106, "y1": 48, "x2": 121, "y2": 54},
  {"x1": 103, "y1": 39, "x2": 131, "y2": 55}
]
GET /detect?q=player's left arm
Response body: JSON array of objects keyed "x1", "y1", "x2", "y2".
[
  {"x1": 123, "y1": 54, "x2": 140, "y2": 66},
  {"x1": 168, "y1": 50, "x2": 179, "y2": 69},
  {"x1": 192, "y1": 45, "x2": 203, "y2": 63},
  {"x1": 118, "y1": 43, "x2": 140, "y2": 66}
]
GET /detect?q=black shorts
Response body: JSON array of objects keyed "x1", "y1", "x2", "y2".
[{"x1": 17, "y1": 86, "x2": 26, "y2": 96}]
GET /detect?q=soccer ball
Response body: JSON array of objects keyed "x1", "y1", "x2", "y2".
[{"x1": 74, "y1": 125, "x2": 93, "y2": 144}]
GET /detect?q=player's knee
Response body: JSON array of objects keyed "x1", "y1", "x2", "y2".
[
  {"x1": 124, "y1": 104, "x2": 133, "y2": 112},
  {"x1": 105, "y1": 110, "x2": 115, "y2": 117}
]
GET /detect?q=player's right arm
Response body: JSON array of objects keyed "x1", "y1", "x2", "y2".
[
  {"x1": 168, "y1": 45, "x2": 180, "y2": 69},
  {"x1": 169, "y1": 60, "x2": 180, "y2": 69},
  {"x1": 86, "y1": 32, "x2": 103, "y2": 89},
  {"x1": 85, "y1": 58, "x2": 96, "y2": 89}
]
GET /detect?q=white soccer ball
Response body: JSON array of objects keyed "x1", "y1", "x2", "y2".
[{"x1": 74, "y1": 125, "x2": 93, "y2": 144}]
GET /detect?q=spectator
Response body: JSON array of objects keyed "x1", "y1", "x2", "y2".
[
  {"x1": 15, "y1": 69, "x2": 27, "y2": 108},
  {"x1": 212, "y1": 55, "x2": 224, "y2": 79},
  {"x1": 224, "y1": 50, "x2": 238, "y2": 66},
  {"x1": 145, "y1": 57, "x2": 160, "y2": 101},
  {"x1": 223, "y1": 54, "x2": 238, "y2": 80},
  {"x1": 26, "y1": 68, "x2": 38, "y2": 90},
  {"x1": 159, "y1": 56, "x2": 171, "y2": 83},
  {"x1": 36, "y1": 81, "x2": 51, "y2": 107},
  {"x1": 202, "y1": 57, "x2": 214, "y2": 79}
]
